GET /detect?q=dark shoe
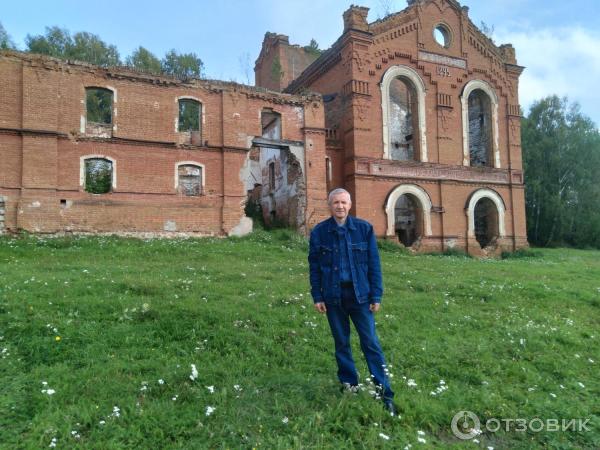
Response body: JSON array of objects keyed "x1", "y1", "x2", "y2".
[
  {"x1": 383, "y1": 399, "x2": 398, "y2": 416},
  {"x1": 340, "y1": 382, "x2": 359, "y2": 394}
]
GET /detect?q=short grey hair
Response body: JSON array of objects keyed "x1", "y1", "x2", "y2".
[{"x1": 328, "y1": 188, "x2": 352, "y2": 205}]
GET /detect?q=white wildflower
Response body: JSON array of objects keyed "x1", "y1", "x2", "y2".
[
  {"x1": 550, "y1": 393, "x2": 557, "y2": 398},
  {"x1": 379, "y1": 433, "x2": 390, "y2": 440},
  {"x1": 190, "y1": 364, "x2": 198, "y2": 381},
  {"x1": 205, "y1": 406, "x2": 215, "y2": 416},
  {"x1": 578, "y1": 382, "x2": 585, "y2": 388},
  {"x1": 206, "y1": 385, "x2": 215, "y2": 394},
  {"x1": 233, "y1": 384, "x2": 242, "y2": 391},
  {"x1": 417, "y1": 430, "x2": 426, "y2": 436},
  {"x1": 49, "y1": 437, "x2": 57, "y2": 448},
  {"x1": 407, "y1": 379, "x2": 417, "y2": 387},
  {"x1": 282, "y1": 417, "x2": 289, "y2": 424},
  {"x1": 417, "y1": 437, "x2": 426, "y2": 443},
  {"x1": 158, "y1": 379, "x2": 165, "y2": 385}
]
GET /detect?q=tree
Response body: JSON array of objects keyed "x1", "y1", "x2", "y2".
[
  {"x1": 161, "y1": 49, "x2": 204, "y2": 79},
  {"x1": 0, "y1": 21, "x2": 16, "y2": 50},
  {"x1": 126, "y1": 46, "x2": 162, "y2": 74},
  {"x1": 25, "y1": 26, "x2": 121, "y2": 66},
  {"x1": 522, "y1": 96, "x2": 600, "y2": 248}
]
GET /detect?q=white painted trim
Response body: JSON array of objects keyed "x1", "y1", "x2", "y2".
[
  {"x1": 466, "y1": 188, "x2": 505, "y2": 238},
  {"x1": 80, "y1": 154, "x2": 117, "y2": 189},
  {"x1": 381, "y1": 65, "x2": 428, "y2": 162},
  {"x1": 174, "y1": 161, "x2": 206, "y2": 189},
  {"x1": 385, "y1": 184, "x2": 433, "y2": 237},
  {"x1": 175, "y1": 96, "x2": 205, "y2": 132},
  {"x1": 460, "y1": 80, "x2": 500, "y2": 168}
]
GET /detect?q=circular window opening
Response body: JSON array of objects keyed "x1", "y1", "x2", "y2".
[{"x1": 434, "y1": 25, "x2": 451, "y2": 48}]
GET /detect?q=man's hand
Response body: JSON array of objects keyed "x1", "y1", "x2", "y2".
[
  {"x1": 369, "y1": 303, "x2": 381, "y2": 313},
  {"x1": 314, "y1": 302, "x2": 327, "y2": 313}
]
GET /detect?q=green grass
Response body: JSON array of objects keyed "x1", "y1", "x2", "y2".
[{"x1": 1, "y1": 230, "x2": 599, "y2": 449}]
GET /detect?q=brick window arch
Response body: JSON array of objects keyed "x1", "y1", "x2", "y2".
[
  {"x1": 84, "y1": 86, "x2": 116, "y2": 137},
  {"x1": 175, "y1": 161, "x2": 205, "y2": 196},
  {"x1": 175, "y1": 96, "x2": 204, "y2": 145},
  {"x1": 80, "y1": 155, "x2": 116, "y2": 194},
  {"x1": 461, "y1": 80, "x2": 500, "y2": 168},
  {"x1": 381, "y1": 65, "x2": 428, "y2": 162}
]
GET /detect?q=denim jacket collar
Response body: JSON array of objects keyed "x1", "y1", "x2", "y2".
[{"x1": 327, "y1": 215, "x2": 357, "y2": 232}]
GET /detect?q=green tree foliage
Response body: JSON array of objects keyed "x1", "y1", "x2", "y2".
[
  {"x1": 303, "y1": 39, "x2": 322, "y2": 56},
  {"x1": 270, "y1": 56, "x2": 283, "y2": 83},
  {"x1": 161, "y1": 49, "x2": 204, "y2": 79},
  {"x1": 25, "y1": 26, "x2": 121, "y2": 66},
  {"x1": 125, "y1": 46, "x2": 162, "y2": 74},
  {"x1": 86, "y1": 88, "x2": 113, "y2": 124},
  {"x1": 522, "y1": 95, "x2": 600, "y2": 248},
  {"x1": 0, "y1": 21, "x2": 16, "y2": 49},
  {"x1": 178, "y1": 99, "x2": 200, "y2": 132},
  {"x1": 85, "y1": 159, "x2": 112, "y2": 194}
]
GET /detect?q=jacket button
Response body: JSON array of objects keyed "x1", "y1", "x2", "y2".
[{"x1": 334, "y1": 267, "x2": 338, "y2": 271}]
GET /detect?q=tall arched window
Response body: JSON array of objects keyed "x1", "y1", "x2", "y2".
[
  {"x1": 389, "y1": 77, "x2": 418, "y2": 161},
  {"x1": 381, "y1": 66, "x2": 428, "y2": 162},
  {"x1": 466, "y1": 188, "x2": 506, "y2": 247},
  {"x1": 176, "y1": 97, "x2": 202, "y2": 145},
  {"x1": 461, "y1": 80, "x2": 499, "y2": 168},
  {"x1": 468, "y1": 89, "x2": 492, "y2": 167}
]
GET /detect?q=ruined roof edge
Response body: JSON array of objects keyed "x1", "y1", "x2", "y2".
[{"x1": 0, "y1": 49, "x2": 322, "y2": 105}]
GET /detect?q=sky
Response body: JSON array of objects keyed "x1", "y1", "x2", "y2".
[{"x1": 3, "y1": 0, "x2": 600, "y2": 126}]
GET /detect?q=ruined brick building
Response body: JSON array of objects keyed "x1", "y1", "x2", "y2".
[
  {"x1": 256, "y1": 0, "x2": 528, "y2": 256},
  {"x1": 0, "y1": 0, "x2": 527, "y2": 255}
]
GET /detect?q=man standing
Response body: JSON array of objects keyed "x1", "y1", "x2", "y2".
[{"x1": 308, "y1": 188, "x2": 396, "y2": 414}]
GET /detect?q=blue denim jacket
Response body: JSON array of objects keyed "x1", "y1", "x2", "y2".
[{"x1": 308, "y1": 216, "x2": 383, "y2": 305}]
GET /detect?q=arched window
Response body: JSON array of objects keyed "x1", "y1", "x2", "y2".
[
  {"x1": 381, "y1": 66, "x2": 428, "y2": 162},
  {"x1": 175, "y1": 162, "x2": 204, "y2": 196},
  {"x1": 82, "y1": 157, "x2": 115, "y2": 194},
  {"x1": 461, "y1": 80, "x2": 499, "y2": 168},
  {"x1": 176, "y1": 97, "x2": 202, "y2": 145},
  {"x1": 85, "y1": 87, "x2": 114, "y2": 137},
  {"x1": 394, "y1": 193, "x2": 423, "y2": 247},
  {"x1": 468, "y1": 90, "x2": 492, "y2": 166},
  {"x1": 385, "y1": 184, "x2": 432, "y2": 240},
  {"x1": 466, "y1": 188, "x2": 506, "y2": 247}
]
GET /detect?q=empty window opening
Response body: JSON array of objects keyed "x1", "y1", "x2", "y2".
[
  {"x1": 269, "y1": 162, "x2": 276, "y2": 190},
  {"x1": 468, "y1": 89, "x2": 492, "y2": 167},
  {"x1": 86, "y1": 88, "x2": 113, "y2": 137},
  {"x1": 434, "y1": 24, "x2": 451, "y2": 48},
  {"x1": 0, "y1": 197, "x2": 5, "y2": 232},
  {"x1": 84, "y1": 158, "x2": 113, "y2": 194},
  {"x1": 178, "y1": 164, "x2": 203, "y2": 196},
  {"x1": 178, "y1": 99, "x2": 201, "y2": 132},
  {"x1": 474, "y1": 197, "x2": 499, "y2": 248},
  {"x1": 325, "y1": 157, "x2": 332, "y2": 191},
  {"x1": 394, "y1": 193, "x2": 422, "y2": 247},
  {"x1": 262, "y1": 109, "x2": 282, "y2": 140},
  {"x1": 389, "y1": 77, "x2": 419, "y2": 161}
]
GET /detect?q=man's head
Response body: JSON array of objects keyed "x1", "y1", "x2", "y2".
[{"x1": 328, "y1": 188, "x2": 352, "y2": 223}]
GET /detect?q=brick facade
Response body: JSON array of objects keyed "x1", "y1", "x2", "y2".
[
  {"x1": 0, "y1": 52, "x2": 329, "y2": 236},
  {"x1": 257, "y1": 0, "x2": 528, "y2": 256},
  {"x1": 0, "y1": 0, "x2": 528, "y2": 255}
]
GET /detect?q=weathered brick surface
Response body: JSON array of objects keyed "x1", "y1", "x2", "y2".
[
  {"x1": 282, "y1": 0, "x2": 528, "y2": 255},
  {"x1": 0, "y1": 51, "x2": 327, "y2": 236}
]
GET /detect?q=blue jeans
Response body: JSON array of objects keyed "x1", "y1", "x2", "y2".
[{"x1": 325, "y1": 285, "x2": 394, "y2": 400}]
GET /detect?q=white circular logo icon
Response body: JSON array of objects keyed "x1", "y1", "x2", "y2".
[{"x1": 451, "y1": 410, "x2": 481, "y2": 440}]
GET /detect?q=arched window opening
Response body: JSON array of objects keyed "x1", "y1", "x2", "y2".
[
  {"x1": 325, "y1": 157, "x2": 332, "y2": 192},
  {"x1": 262, "y1": 109, "x2": 281, "y2": 140},
  {"x1": 86, "y1": 87, "x2": 113, "y2": 137},
  {"x1": 474, "y1": 197, "x2": 499, "y2": 248},
  {"x1": 178, "y1": 99, "x2": 202, "y2": 145},
  {"x1": 84, "y1": 158, "x2": 113, "y2": 194},
  {"x1": 468, "y1": 89, "x2": 493, "y2": 167},
  {"x1": 178, "y1": 164, "x2": 203, "y2": 196},
  {"x1": 394, "y1": 193, "x2": 423, "y2": 247},
  {"x1": 389, "y1": 77, "x2": 419, "y2": 161}
]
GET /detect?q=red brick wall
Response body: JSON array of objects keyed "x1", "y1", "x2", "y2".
[{"x1": 0, "y1": 51, "x2": 325, "y2": 236}]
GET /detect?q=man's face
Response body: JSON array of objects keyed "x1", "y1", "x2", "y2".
[{"x1": 329, "y1": 192, "x2": 351, "y2": 221}]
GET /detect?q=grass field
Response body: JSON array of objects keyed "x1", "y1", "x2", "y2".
[{"x1": 1, "y1": 230, "x2": 599, "y2": 449}]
